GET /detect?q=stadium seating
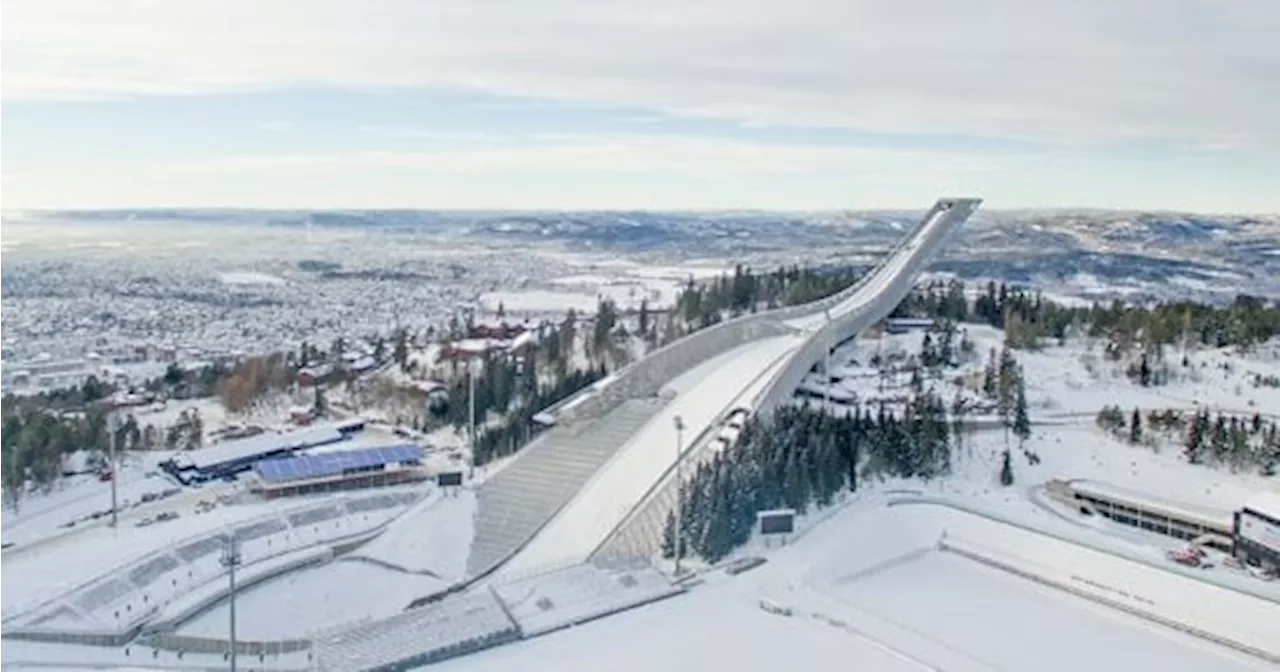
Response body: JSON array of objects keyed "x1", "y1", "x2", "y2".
[
  {"x1": 312, "y1": 588, "x2": 519, "y2": 671},
  {"x1": 4, "y1": 491, "x2": 423, "y2": 644},
  {"x1": 466, "y1": 397, "x2": 669, "y2": 577},
  {"x1": 493, "y1": 560, "x2": 683, "y2": 636}
]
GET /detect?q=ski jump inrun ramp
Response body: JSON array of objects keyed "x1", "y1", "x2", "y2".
[{"x1": 465, "y1": 198, "x2": 983, "y2": 580}]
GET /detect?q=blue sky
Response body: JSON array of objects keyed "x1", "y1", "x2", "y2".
[{"x1": 3, "y1": 0, "x2": 1278, "y2": 212}]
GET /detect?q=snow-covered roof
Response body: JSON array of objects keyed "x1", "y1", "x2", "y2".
[
  {"x1": 299, "y1": 363, "x2": 334, "y2": 377},
  {"x1": 411, "y1": 380, "x2": 447, "y2": 394},
  {"x1": 174, "y1": 424, "x2": 345, "y2": 471},
  {"x1": 1069, "y1": 480, "x2": 1235, "y2": 528},
  {"x1": 508, "y1": 330, "x2": 537, "y2": 350},
  {"x1": 348, "y1": 355, "x2": 377, "y2": 371},
  {"x1": 1242, "y1": 490, "x2": 1280, "y2": 521},
  {"x1": 450, "y1": 338, "x2": 495, "y2": 354}
]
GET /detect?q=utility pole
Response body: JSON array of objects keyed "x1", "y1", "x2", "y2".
[
  {"x1": 824, "y1": 334, "x2": 833, "y2": 412},
  {"x1": 6, "y1": 435, "x2": 16, "y2": 514},
  {"x1": 220, "y1": 533, "x2": 242, "y2": 672},
  {"x1": 673, "y1": 415, "x2": 685, "y2": 577},
  {"x1": 468, "y1": 357, "x2": 477, "y2": 480},
  {"x1": 107, "y1": 410, "x2": 121, "y2": 528}
]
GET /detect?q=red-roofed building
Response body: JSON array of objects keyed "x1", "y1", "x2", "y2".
[{"x1": 471, "y1": 317, "x2": 533, "y2": 340}]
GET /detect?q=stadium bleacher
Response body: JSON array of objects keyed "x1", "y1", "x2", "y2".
[
  {"x1": 4, "y1": 491, "x2": 425, "y2": 644},
  {"x1": 493, "y1": 560, "x2": 684, "y2": 637},
  {"x1": 467, "y1": 397, "x2": 669, "y2": 577},
  {"x1": 313, "y1": 588, "x2": 520, "y2": 671}
]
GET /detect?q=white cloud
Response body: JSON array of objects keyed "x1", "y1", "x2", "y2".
[
  {"x1": 5, "y1": 0, "x2": 1278, "y2": 146},
  {"x1": 169, "y1": 133, "x2": 1001, "y2": 177},
  {"x1": 256, "y1": 121, "x2": 295, "y2": 132}
]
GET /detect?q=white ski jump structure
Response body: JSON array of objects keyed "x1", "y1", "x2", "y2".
[
  {"x1": 302, "y1": 198, "x2": 985, "y2": 671},
  {"x1": 468, "y1": 198, "x2": 984, "y2": 579}
]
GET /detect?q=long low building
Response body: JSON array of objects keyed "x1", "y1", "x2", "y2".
[
  {"x1": 1234, "y1": 491, "x2": 1280, "y2": 572},
  {"x1": 161, "y1": 420, "x2": 365, "y2": 484},
  {"x1": 1047, "y1": 479, "x2": 1236, "y2": 550},
  {"x1": 250, "y1": 444, "x2": 428, "y2": 499},
  {"x1": 1048, "y1": 480, "x2": 1280, "y2": 573}
]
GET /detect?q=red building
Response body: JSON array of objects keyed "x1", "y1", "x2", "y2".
[
  {"x1": 470, "y1": 317, "x2": 532, "y2": 340},
  {"x1": 297, "y1": 363, "x2": 334, "y2": 387}
]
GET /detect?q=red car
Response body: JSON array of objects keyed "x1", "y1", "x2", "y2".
[{"x1": 1165, "y1": 546, "x2": 1206, "y2": 567}]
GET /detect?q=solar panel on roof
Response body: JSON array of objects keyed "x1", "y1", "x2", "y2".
[{"x1": 256, "y1": 444, "x2": 424, "y2": 485}]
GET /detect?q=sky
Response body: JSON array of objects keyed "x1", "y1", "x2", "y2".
[{"x1": 2, "y1": 0, "x2": 1279, "y2": 212}]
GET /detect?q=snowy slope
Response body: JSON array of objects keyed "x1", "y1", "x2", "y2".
[
  {"x1": 502, "y1": 334, "x2": 803, "y2": 574},
  {"x1": 347, "y1": 489, "x2": 477, "y2": 580}
]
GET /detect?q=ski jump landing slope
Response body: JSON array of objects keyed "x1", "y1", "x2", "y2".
[{"x1": 487, "y1": 198, "x2": 981, "y2": 577}]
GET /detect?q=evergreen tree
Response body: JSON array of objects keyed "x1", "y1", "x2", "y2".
[
  {"x1": 950, "y1": 395, "x2": 967, "y2": 462},
  {"x1": 393, "y1": 330, "x2": 409, "y2": 370},
  {"x1": 1211, "y1": 415, "x2": 1229, "y2": 462},
  {"x1": 313, "y1": 386, "x2": 327, "y2": 416},
  {"x1": 1013, "y1": 379, "x2": 1031, "y2": 446},
  {"x1": 638, "y1": 299, "x2": 651, "y2": 338},
  {"x1": 1129, "y1": 407, "x2": 1143, "y2": 444},
  {"x1": 999, "y1": 449, "x2": 1014, "y2": 486},
  {"x1": 660, "y1": 510, "x2": 675, "y2": 559},
  {"x1": 982, "y1": 349, "x2": 997, "y2": 399},
  {"x1": 1184, "y1": 410, "x2": 1208, "y2": 464}
]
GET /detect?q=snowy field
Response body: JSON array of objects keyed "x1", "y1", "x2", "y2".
[
  {"x1": 826, "y1": 550, "x2": 1266, "y2": 672},
  {"x1": 478, "y1": 264, "x2": 697, "y2": 316},
  {"x1": 439, "y1": 495, "x2": 1274, "y2": 672},
  {"x1": 178, "y1": 559, "x2": 448, "y2": 640},
  {"x1": 431, "y1": 579, "x2": 932, "y2": 672}
]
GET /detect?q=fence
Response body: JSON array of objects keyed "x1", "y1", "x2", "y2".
[{"x1": 142, "y1": 632, "x2": 313, "y2": 656}]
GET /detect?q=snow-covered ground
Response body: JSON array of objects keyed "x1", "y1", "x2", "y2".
[
  {"x1": 806, "y1": 326, "x2": 1278, "y2": 509},
  {"x1": 1, "y1": 457, "x2": 184, "y2": 548},
  {"x1": 178, "y1": 559, "x2": 447, "y2": 640},
  {"x1": 6, "y1": 311, "x2": 1280, "y2": 670},
  {"x1": 348, "y1": 489, "x2": 477, "y2": 580},
  {"x1": 477, "y1": 262, "x2": 702, "y2": 316},
  {"x1": 438, "y1": 494, "x2": 1275, "y2": 672},
  {"x1": 431, "y1": 577, "x2": 933, "y2": 672}
]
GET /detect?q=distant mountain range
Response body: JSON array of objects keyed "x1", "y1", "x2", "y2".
[{"x1": 12, "y1": 208, "x2": 1280, "y2": 302}]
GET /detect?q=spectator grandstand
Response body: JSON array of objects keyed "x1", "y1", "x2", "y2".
[
  {"x1": 313, "y1": 588, "x2": 520, "y2": 671},
  {"x1": 312, "y1": 559, "x2": 682, "y2": 670},
  {"x1": 2, "y1": 491, "x2": 422, "y2": 645},
  {"x1": 492, "y1": 559, "x2": 684, "y2": 637}
]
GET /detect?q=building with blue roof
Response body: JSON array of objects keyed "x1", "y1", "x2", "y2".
[{"x1": 251, "y1": 444, "x2": 427, "y2": 499}]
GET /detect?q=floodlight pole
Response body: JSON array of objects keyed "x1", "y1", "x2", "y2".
[
  {"x1": 824, "y1": 336, "x2": 832, "y2": 411},
  {"x1": 673, "y1": 415, "x2": 685, "y2": 577},
  {"x1": 107, "y1": 410, "x2": 120, "y2": 528},
  {"x1": 823, "y1": 308, "x2": 833, "y2": 412},
  {"x1": 220, "y1": 534, "x2": 242, "y2": 672}
]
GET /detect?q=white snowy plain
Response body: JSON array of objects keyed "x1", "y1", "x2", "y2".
[{"x1": 435, "y1": 495, "x2": 1275, "y2": 672}]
